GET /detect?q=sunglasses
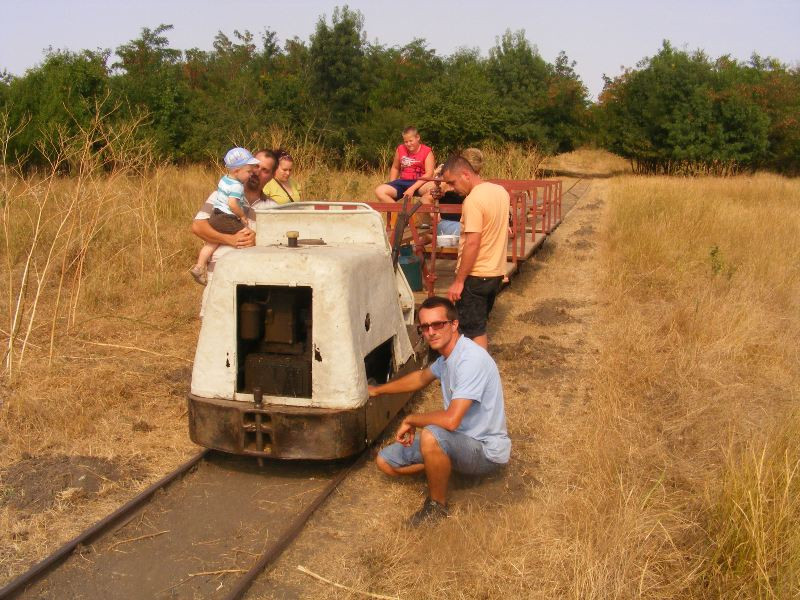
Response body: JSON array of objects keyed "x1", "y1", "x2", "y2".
[{"x1": 416, "y1": 320, "x2": 452, "y2": 334}]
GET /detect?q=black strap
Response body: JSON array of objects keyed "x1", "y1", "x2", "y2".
[{"x1": 274, "y1": 179, "x2": 296, "y2": 203}]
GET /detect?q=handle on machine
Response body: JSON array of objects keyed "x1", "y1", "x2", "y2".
[{"x1": 391, "y1": 197, "x2": 423, "y2": 271}]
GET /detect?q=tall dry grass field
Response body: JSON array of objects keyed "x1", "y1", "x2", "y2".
[
  {"x1": 1, "y1": 111, "x2": 797, "y2": 599},
  {"x1": 0, "y1": 120, "x2": 383, "y2": 579},
  {"x1": 563, "y1": 174, "x2": 800, "y2": 598},
  {"x1": 0, "y1": 113, "x2": 545, "y2": 585},
  {"x1": 300, "y1": 174, "x2": 799, "y2": 600},
  {"x1": 0, "y1": 116, "x2": 218, "y2": 580}
]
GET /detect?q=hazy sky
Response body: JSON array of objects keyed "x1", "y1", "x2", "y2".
[{"x1": 1, "y1": 0, "x2": 797, "y2": 99}]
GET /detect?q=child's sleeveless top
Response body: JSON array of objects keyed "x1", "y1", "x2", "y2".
[{"x1": 397, "y1": 144, "x2": 431, "y2": 180}]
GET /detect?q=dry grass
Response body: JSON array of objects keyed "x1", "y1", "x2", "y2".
[
  {"x1": 277, "y1": 173, "x2": 800, "y2": 599},
  {"x1": 0, "y1": 111, "x2": 550, "y2": 585},
  {"x1": 3, "y1": 107, "x2": 797, "y2": 598},
  {"x1": 0, "y1": 113, "x2": 208, "y2": 581},
  {"x1": 558, "y1": 174, "x2": 799, "y2": 598},
  {"x1": 479, "y1": 142, "x2": 546, "y2": 180},
  {"x1": 542, "y1": 146, "x2": 632, "y2": 177}
]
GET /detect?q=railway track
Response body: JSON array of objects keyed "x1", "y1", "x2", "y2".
[
  {"x1": 1, "y1": 451, "x2": 363, "y2": 599},
  {"x1": 2, "y1": 177, "x2": 594, "y2": 600}
]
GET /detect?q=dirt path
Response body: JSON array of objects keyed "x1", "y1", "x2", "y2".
[{"x1": 246, "y1": 179, "x2": 608, "y2": 598}]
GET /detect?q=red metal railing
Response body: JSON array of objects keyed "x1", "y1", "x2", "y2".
[
  {"x1": 360, "y1": 179, "x2": 562, "y2": 298},
  {"x1": 487, "y1": 179, "x2": 562, "y2": 237}
]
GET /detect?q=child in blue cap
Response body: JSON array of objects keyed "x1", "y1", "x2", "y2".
[{"x1": 190, "y1": 147, "x2": 260, "y2": 285}]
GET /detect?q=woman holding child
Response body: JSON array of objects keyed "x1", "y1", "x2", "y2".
[{"x1": 263, "y1": 150, "x2": 302, "y2": 204}]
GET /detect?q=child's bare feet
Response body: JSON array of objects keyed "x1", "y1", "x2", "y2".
[{"x1": 189, "y1": 265, "x2": 207, "y2": 286}]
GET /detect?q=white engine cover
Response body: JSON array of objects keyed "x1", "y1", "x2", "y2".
[{"x1": 190, "y1": 203, "x2": 416, "y2": 410}]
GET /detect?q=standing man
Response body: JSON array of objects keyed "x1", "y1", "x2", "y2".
[
  {"x1": 440, "y1": 156, "x2": 510, "y2": 349},
  {"x1": 374, "y1": 126, "x2": 436, "y2": 203},
  {"x1": 191, "y1": 149, "x2": 278, "y2": 316},
  {"x1": 370, "y1": 297, "x2": 510, "y2": 526}
]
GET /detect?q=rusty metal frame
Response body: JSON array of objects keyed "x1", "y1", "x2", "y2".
[
  {"x1": 509, "y1": 191, "x2": 526, "y2": 271},
  {"x1": 554, "y1": 180, "x2": 563, "y2": 226},
  {"x1": 367, "y1": 201, "x2": 440, "y2": 296},
  {"x1": 188, "y1": 394, "x2": 367, "y2": 460}
]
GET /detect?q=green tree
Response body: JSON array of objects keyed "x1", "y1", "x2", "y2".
[
  {"x1": 596, "y1": 41, "x2": 772, "y2": 172},
  {"x1": 112, "y1": 24, "x2": 191, "y2": 157},
  {"x1": 487, "y1": 31, "x2": 588, "y2": 151},
  {"x1": 4, "y1": 49, "x2": 111, "y2": 165},
  {"x1": 0, "y1": 70, "x2": 10, "y2": 104},
  {"x1": 414, "y1": 49, "x2": 502, "y2": 152},
  {"x1": 259, "y1": 36, "x2": 315, "y2": 135},
  {"x1": 745, "y1": 56, "x2": 800, "y2": 172},
  {"x1": 308, "y1": 6, "x2": 368, "y2": 136},
  {"x1": 181, "y1": 29, "x2": 283, "y2": 160},
  {"x1": 487, "y1": 30, "x2": 550, "y2": 144},
  {"x1": 355, "y1": 39, "x2": 444, "y2": 162},
  {"x1": 544, "y1": 51, "x2": 589, "y2": 151}
]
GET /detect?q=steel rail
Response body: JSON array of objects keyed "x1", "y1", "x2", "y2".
[
  {"x1": 223, "y1": 450, "x2": 367, "y2": 600},
  {"x1": 563, "y1": 177, "x2": 586, "y2": 197},
  {"x1": 0, "y1": 449, "x2": 209, "y2": 600}
]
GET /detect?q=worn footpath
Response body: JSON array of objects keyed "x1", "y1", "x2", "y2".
[{"x1": 247, "y1": 179, "x2": 608, "y2": 599}]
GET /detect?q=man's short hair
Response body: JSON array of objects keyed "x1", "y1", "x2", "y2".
[
  {"x1": 419, "y1": 296, "x2": 459, "y2": 322},
  {"x1": 442, "y1": 155, "x2": 475, "y2": 176},
  {"x1": 255, "y1": 149, "x2": 277, "y2": 164},
  {"x1": 402, "y1": 126, "x2": 419, "y2": 136}
]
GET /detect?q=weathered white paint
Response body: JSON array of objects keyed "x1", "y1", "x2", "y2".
[{"x1": 191, "y1": 202, "x2": 416, "y2": 410}]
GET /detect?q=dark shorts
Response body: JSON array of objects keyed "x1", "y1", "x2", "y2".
[
  {"x1": 209, "y1": 209, "x2": 245, "y2": 234},
  {"x1": 440, "y1": 191, "x2": 464, "y2": 222},
  {"x1": 457, "y1": 275, "x2": 503, "y2": 338},
  {"x1": 379, "y1": 425, "x2": 502, "y2": 476},
  {"x1": 386, "y1": 179, "x2": 421, "y2": 199}
]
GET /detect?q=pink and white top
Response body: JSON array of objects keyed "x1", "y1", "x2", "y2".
[{"x1": 396, "y1": 143, "x2": 431, "y2": 180}]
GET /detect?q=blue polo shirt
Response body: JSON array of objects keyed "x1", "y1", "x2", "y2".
[{"x1": 430, "y1": 335, "x2": 511, "y2": 463}]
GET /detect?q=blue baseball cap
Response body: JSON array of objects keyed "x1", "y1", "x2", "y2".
[{"x1": 224, "y1": 147, "x2": 260, "y2": 169}]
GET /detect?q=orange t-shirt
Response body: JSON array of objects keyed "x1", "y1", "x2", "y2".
[{"x1": 457, "y1": 182, "x2": 510, "y2": 277}]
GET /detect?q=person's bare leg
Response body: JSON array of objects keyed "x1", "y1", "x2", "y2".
[
  {"x1": 195, "y1": 242, "x2": 217, "y2": 269},
  {"x1": 191, "y1": 242, "x2": 216, "y2": 285},
  {"x1": 376, "y1": 455, "x2": 425, "y2": 476},
  {"x1": 374, "y1": 184, "x2": 399, "y2": 203},
  {"x1": 420, "y1": 428, "x2": 451, "y2": 504},
  {"x1": 415, "y1": 184, "x2": 435, "y2": 227}
]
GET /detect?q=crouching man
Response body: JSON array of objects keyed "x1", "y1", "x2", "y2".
[{"x1": 368, "y1": 296, "x2": 511, "y2": 526}]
